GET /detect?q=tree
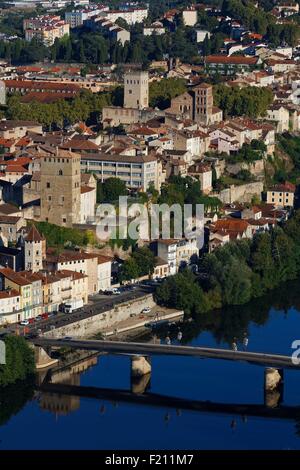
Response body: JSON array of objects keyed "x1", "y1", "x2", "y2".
[
  {"x1": 0, "y1": 336, "x2": 35, "y2": 387},
  {"x1": 97, "y1": 178, "x2": 127, "y2": 203}
]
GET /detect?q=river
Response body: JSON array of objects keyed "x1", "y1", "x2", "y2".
[{"x1": 2, "y1": 280, "x2": 300, "y2": 450}]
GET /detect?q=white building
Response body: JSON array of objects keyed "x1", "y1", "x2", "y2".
[
  {"x1": 97, "y1": 255, "x2": 112, "y2": 291},
  {"x1": 196, "y1": 29, "x2": 210, "y2": 43},
  {"x1": 0, "y1": 289, "x2": 21, "y2": 325},
  {"x1": 65, "y1": 6, "x2": 108, "y2": 28},
  {"x1": 99, "y1": 7, "x2": 148, "y2": 25},
  {"x1": 80, "y1": 186, "x2": 96, "y2": 224}
]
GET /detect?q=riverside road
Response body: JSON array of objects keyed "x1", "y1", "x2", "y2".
[{"x1": 0, "y1": 285, "x2": 154, "y2": 336}]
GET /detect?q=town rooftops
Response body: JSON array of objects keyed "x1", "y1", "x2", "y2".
[
  {"x1": 80, "y1": 152, "x2": 157, "y2": 164},
  {"x1": 0, "y1": 267, "x2": 31, "y2": 286},
  {"x1": 0, "y1": 120, "x2": 41, "y2": 130},
  {"x1": 0, "y1": 215, "x2": 21, "y2": 224},
  {"x1": 269, "y1": 182, "x2": 296, "y2": 193},
  {"x1": 0, "y1": 289, "x2": 20, "y2": 299},
  {"x1": 205, "y1": 55, "x2": 259, "y2": 65}
]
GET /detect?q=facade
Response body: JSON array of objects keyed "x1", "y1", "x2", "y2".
[
  {"x1": 23, "y1": 15, "x2": 70, "y2": 46},
  {"x1": 0, "y1": 215, "x2": 24, "y2": 244},
  {"x1": 65, "y1": 6, "x2": 108, "y2": 27},
  {"x1": 84, "y1": 16, "x2": 130, "y2": 45},
  {"x1": 266, "y1": 182, "x2": 295, "y2": 207},
  {"x1": 40, "y1": 150, "x2": 81, "y2": 227},
  {"x1": 80, "y1": 186, "x2": 96, "y2": 224},
  {"x1": 205, "y1": 55, "x2": 261, "y2": 75},
  {"x1": 182, "y1": 8, "x2": 197, "y2": 26},
  {"x1": 124, "y1": 70, "x2": 149, "y2": 110},
  {"x1": 99, "y1": 7, "x2": 148, "y2": 25},
  {"x1": 24, "y1": 225, "x2": 46, "y2": 273},
  {"x1": 266, "y1": 105, "x2": 289, "y2": 133},
  {"x1": 0, "y1": 289, "x2": 21, "y2": 325},
  {"x1": 81, "y1": 153, "x2": 160, "y2": 191},
  {"x1": 97, "y1": 255, "x2": 112, "y2": 291},
  {"x1": 167, "y1": 83, "x2": 223, "y2": 125}
]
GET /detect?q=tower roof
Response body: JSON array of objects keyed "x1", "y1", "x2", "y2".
[{"x1": 26, "y1": 225, "x2": 45, "y2": 242}]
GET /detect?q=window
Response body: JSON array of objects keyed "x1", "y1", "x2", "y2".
[
  {"x1": 62, "y1": 217, "x2": 66, "y2": 223},
  {"x1": 59, "y1": 169, "x2": 63, "y2": 176},
  {"x1": 48, "y1": 196, "x2": 51, "y2": 201},
  {"x1": 129, "y1": 89, "x2": 132, "y2": 94},
  {"x1": 46, "y1": 182, "x2": 50, "y2": 188}
]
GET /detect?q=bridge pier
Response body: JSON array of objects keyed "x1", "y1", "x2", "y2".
[
  {"x1": 131, "y1": 373, "x2": 151, "y2": 395},
  {"x1": 131, "y1": 355, "x2": 151, "y2": 378},
  {"x1": 264, "y1": 367, "x2": 284, "y2": 408},
  {"x1": 34, "y1": 346, "x2": 59, "y2": 370}
]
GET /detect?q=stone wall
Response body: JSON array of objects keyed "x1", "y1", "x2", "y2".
[
  {"x1": 43, "y1": 294, "x2": 156, "y2": 339},
  {"x1": 216, "y1": 182, "x2": 264, "y2": 204},
  {"x1": 226, "y1": 160, "x2": 264, "y2": 178}
]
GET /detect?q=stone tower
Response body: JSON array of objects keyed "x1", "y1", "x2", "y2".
[
  {"x1": 40, "y1": 149, "x2": 81, "y2": 227},
  {"x1": 194, "y1": 83, "x2": 213, "y2": 124},
  {"x1": 124, "y1": 70, "x2": 149, "y2": 110},
  {"x1": 24, "y1": 225, "x2": 46, "y2": 272}
]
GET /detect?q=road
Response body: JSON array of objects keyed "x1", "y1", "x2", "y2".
[
  {"x1": 32, "y1": 338, "x2": 300, "y2": 369},
  {"x1": 0, "y1": 285, "x2": 154, "y2": 337}
]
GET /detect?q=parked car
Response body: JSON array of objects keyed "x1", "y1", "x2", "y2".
[
  {"x1": 35, "y1": 315, "x2": 42, "y2": 322},
  {"x1": 28, "y1": 318, "x2": 35, "y2": 324},
  {"x1": 19, "y1": 320, "x2": 29, "y2": 326},
  {"x1": 41, "y1": 313, "x2": 49, "y2": 320},
  {"x1": 141, "y1": 307, "x2": 151, "y2": 314}
]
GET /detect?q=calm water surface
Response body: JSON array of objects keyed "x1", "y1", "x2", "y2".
[{"x1": 2, "y1": 281, "x2": 300, "y2": 449}]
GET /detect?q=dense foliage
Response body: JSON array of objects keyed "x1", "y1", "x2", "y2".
[
  {"x1": 6, "y1": 90, "x2": 112, "y2": 128},
  {"x1": 213, "y1": 85, "x2": 273, "y2": 118},
  {"x1": 97, "y1": 177, "x2": 128, "y2": 203},
  {"x1": 120, "y1": 246, "x2": 156, "y2": 281},
  {"x1": 34, "y1": 221, "x2": 96, "y2": 248},
  {"x1": 276, "y1": 134, "x2": 300, "y2": 183},
  {"x1": 155, "y1": 210, "x2": 300, "y2": 318},
  {"x1": 149, "y1": 78, "x2": 187, "y2": 109},
  {"x1": 0, "y1": 336, "x2": 35, "y2": 387}
]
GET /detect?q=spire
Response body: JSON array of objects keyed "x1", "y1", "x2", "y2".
[{"x1": 26, "y1": 225, "x2": 45, "y2": 242}]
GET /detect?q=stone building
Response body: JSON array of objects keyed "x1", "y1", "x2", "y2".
[
  {"x1": 124, "y1": 70, "x2": 149, "y2": 110},
  {"x1": 40, "y1": 149, "x2": 81, "y2": 227},
  {"x1": 24, "y1": 225, "x2": 46, "y2": 273},
  {"x1": 167, "y1": 83, "x2": 223, "y2": 125}
]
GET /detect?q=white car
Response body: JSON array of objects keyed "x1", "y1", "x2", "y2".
[
  {"x1": 141, "y1": 307, "x2": 151, "y2": 314},
  {"x1": 20, "y1": 320, "x2": 29, "y2": 326}
]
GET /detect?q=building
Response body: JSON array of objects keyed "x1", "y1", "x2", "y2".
[
  {"x1": 0, "y1": 267, "x2": 34, "y2": 320},
  {"x1": 167, "y1": 83, "x2": 223, "y2": 125},
  {"x1": 4, "y1": 80, "x2": 80, "y2": 98},
  {"x1": 143, "y1": 22, "x2": 165, "y2": 36},
  {"x1": 157, "y1": 238, "x2": 198, "y2": 274},
  {"x1": 124, "y1": 70, "x2": 149, "y2": 110},
  {"x1": 98, "y1": 7, "x2": 148, "y2": 25},
  {"x1": 0, "y1": 120, "x2": 43, "y2": 139},
  {"x1": 266, "y1": 182, "x2": 296, "y2": 207},
  {"x1": 40, "y1": 149, "x2": 81, "y2": 227},
  {"x1": 81, "y1": 153, "x2": 160, "y2": 191},
  {"x1": 0, "y1": 289, "x2": 21, "y2": 325},
  {"x1": 65, "y1": 5, "x2": 108, "y2": 28},
  {"x1": 80, "y1": 185, "x2": 96, "y2": 224},
  {"x1": 45, "y1": 250, "x2": 106, "y2": 295},
  {"x1": 0, "y1": 215, "x2": 24, "y2": 245},
  {"x1": 24, "y1": 225, "x2": 46, "y2": 273},
  {"x1": 84, "y1": 16, "x2": 130, "y2": 45},
  {"x1": 23, "y1": 15, "x2": 70, "y2": 46},
  {"x1": 188, "y1": 163, "x2": 212, "y2": 194},
  {"x1": 0, "y1": 80, "x2": 6, "y2": 105},
  {"x1": 182, "y1": 7, "x2": 198, "y2": 26},
  {"x1": 266, "y1": 104, "x2": 289, "y2": 133},
  {"x1": 97, "y1": 254, "x2": 112, "y2": 291},
  {"x1": 205, "y1": 55, "x2": 261, "y2": 75}
]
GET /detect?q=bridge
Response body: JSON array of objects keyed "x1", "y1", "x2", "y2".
[{"x1": 32, "y1": 337, "x2": 300, "y2": 369}]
